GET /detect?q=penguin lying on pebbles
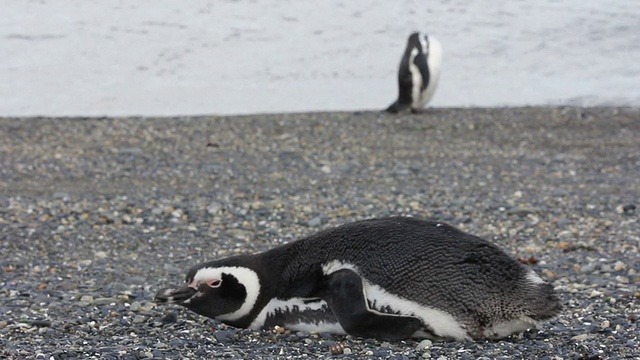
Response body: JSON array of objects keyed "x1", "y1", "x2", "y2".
[
  {"x1": 386, "y1": 32, "x2": 443, "y2": 114},
  {"x1": 155, "y1": 217, "x2": 561, "y2": 341}
]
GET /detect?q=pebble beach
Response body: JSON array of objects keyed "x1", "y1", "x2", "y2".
[{"x1": 1, "y1": 107, "x2": 638, "y2": 359}]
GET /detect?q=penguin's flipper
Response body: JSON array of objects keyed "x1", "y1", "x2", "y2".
[
  {"x1": 413, "y1": 53, "x2": 430, "y2": 91},
  {"x1": 321, "y1": 269, "x2": 423, "y2": 340}
]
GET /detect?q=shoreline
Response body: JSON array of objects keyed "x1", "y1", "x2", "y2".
[{"x1": 1, "y1": 104, "x2": 639, "y2": 121}]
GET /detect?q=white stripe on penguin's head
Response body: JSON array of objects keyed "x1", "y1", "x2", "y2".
[
  {"x1": 192, "y1": 266, "x2": 261, "y2": 321},
  {"x1": 418, "y1": 33, "x2": 428, "y2": 54}
]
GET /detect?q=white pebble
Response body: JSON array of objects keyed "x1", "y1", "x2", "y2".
[
  {"x1": 572, "y1": 334, "x2": 597, "y2": 341},
  {"x1": 615, "y1": 276, "x2": 629, "y2": 283},
  {"x1": 588, "y1": 289, "x2": 603, "y2": 298},
  {"x1": 206, "y1": 202, "x2": 222, "y2": 215},
  {"x1": 343, "y1": 348, "x2": 352, "y2": 355},
  {"x1": 614, "y1": 261, "x2": 627, "y2": 271},
  {"x1": 600, "y1": 320, "x2": 610, "y2": 329},
  {"x1": 416, "y1": 339, "x2": 433, "y2": 351}
]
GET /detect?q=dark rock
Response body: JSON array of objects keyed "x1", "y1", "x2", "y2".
[
  {"x1": 31, "y1": 320, "x2": 52, "y2": 327},
  {"x1": 214, "y1": 330, "x2": 237, "y2": 344},
  {"x1": 161, "y1": 312, "x2": 177, "y2": 324},
  {"x1": 307, "y1": 216, "x2": 322, "y2": 227}
]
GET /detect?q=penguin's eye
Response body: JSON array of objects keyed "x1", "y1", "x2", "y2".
[{"x1": 206, "y1": 279, "x2": 222, "y2": 288}]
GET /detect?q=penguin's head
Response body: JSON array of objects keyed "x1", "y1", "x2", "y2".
[
  {"x1": 406, "y1": 32, "x2": 424, "y2": 53},
  {"x1": 155, "y1": 265, "x2": 261, "y2": 324}
]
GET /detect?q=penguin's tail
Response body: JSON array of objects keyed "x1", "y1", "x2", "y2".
[{"x1": 527, "y1": 283, "x2": 562, "y2": 321}]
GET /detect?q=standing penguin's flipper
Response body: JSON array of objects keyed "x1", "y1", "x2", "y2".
[
  {"x1": 320, "y1": 269, "x2": 424, "y2": 340},
  {"x1": 413, "y1": 52, "x2": 430, "y2": 92}
]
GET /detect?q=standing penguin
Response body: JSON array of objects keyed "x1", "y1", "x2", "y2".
[
  {"x1": 155, "y1": 217, "x2": 561, "y2": 341},
  {"x1": 386, "y1": 32, "x2": 443, "y2": 114}
]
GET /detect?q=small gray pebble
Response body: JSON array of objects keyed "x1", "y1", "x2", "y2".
[
  {"x1": 129, "y1": 301, "x2": 142, "y2": 311},
  {"x1": 94, "y1": 297, "x2": 117, "y2": 306},
  {"x1": 127, "y1": 276, "x2": 146, "y2": 285},
  {"x1": 214, "y1": 330, "x2": 236, "y2": 344},
  {"x1": 307, "y1": 216, "x2": 322, "y2": 227}
]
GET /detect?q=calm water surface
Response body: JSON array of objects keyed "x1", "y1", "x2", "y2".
[{"x1": 1, "y1": 0, "x2": 639, "y2": 116}]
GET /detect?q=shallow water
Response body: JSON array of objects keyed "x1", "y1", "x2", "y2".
[{"x1": 1, "y1": 0, "x2": 639, "y2": 116}]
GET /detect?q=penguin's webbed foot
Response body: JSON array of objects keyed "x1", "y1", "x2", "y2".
[
  {"x1": 384, "y1": 101, "x2": 400, "y2": 113},
  {"x1": 385, "y1": 101, "x2": 413, "y2": 115}
]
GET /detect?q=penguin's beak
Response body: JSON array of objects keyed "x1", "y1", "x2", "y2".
[{"x1": 155, "y1": 286, "x2": 198, "y2": 304}]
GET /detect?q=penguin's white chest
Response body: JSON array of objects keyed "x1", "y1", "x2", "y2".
[
  {"x1": 249, "y1": 297, "x2": 347, "y2": 334},
  {"x1": 411, "y1": 35, "x2": 443, "y2": 110}
]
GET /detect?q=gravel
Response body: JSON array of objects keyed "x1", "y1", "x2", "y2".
[{"x1": 1, "y1": 107, "x2": 638, "y2": 359}]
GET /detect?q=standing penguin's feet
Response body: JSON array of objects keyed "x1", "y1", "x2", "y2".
[
  {"x1": 320, "y1": 269, "x2": 424, "y2": 340},
  {"x1": 384, "y1": 101, "x2": 410, "y2": 114},
  {"x1": 384, "y1": 102, "x2": 429, "y2": 115}
]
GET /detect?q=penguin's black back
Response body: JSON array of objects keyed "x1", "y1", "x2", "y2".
[
  {"x1": 271, "y1": 217, "x2": 543, "y2": 322},
  {"x1": 396, "y1": 33, "x2": 430, "y2": 106}
]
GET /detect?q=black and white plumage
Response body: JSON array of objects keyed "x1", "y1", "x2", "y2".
[
  {"x1": 386, "y1": 32, "x2": 443, "y2": 114},
  {"x1": 155, "y1": 217, "x2": 561, "y2": 341}
]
